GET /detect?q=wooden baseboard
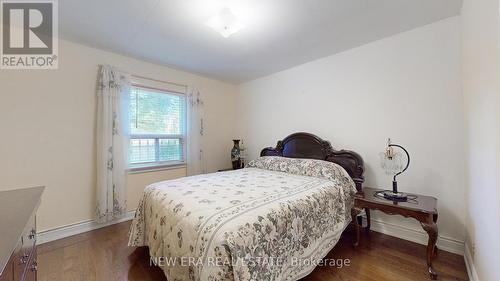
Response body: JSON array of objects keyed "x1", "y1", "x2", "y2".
[{"x1": 37, "y1": 210, "x2": 136, "y2": 245}]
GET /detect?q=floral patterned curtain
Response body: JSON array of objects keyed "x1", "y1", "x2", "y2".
[
  {"x1": 186, "y1": 88, "x2": 206, "y2": 176},
  {"x1": 96, "y1": 65, "x2": 130, "y2": 223}
]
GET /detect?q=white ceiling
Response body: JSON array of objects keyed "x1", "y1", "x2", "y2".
[{"x1": 59, "y1": 0, "x2": 462, "y2": 84}]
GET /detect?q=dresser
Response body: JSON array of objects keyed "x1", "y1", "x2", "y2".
[{"x1": 0, "y1": 187, "x2": 44, "y2": 281}]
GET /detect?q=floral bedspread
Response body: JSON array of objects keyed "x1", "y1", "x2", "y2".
[{"x1": 129, "y1": 156, "x2": 357, "y2": 281}]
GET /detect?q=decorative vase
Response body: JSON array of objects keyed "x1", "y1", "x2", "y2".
[
  {"x1": 239, "y1": 140, "x2": 246, "y2": 168},
  {"x1": 231, "y1": 139, "x2": 241, "y2": 169}
]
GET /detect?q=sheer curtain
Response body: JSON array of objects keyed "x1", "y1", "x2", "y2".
[
  {"x1": 96, "y1": 65, "x2": 131, "y2": 223},
  {"x1": 186, "y1": 87, "x2": 207, "y2": 176}
]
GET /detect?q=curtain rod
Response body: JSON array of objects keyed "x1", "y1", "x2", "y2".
[{"x1": 131, "y1": 74, "x2": 188, "y2": 89}]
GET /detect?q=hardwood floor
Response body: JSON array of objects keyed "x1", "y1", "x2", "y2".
[{"x1": 37, "y1": 221, "x2": 468, "y2": 281}]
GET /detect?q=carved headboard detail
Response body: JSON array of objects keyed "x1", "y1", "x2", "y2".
[{"x1": 260, "y1": 132, "x2": 365, "y2": 192}]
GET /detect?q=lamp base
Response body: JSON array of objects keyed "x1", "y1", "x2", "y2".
[{"x1": 378, "y1": 190, "x2": 408, "y2": 202}]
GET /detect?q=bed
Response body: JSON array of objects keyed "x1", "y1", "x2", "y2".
[{"x1": 129, "y1": 132, "x2": 364, "y2": 281}]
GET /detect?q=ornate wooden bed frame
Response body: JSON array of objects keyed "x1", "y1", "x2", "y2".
[{"x1": 260, "y1": 132, "x2": 365, "y2": 192}]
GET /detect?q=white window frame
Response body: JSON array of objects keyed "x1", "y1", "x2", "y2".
[{"x1": 128, "y1": 77, "x2": 187, "y2": 172}]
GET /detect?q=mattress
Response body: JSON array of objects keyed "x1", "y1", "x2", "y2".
[{"x1": 129, "y1": 156, "x2": 356, "y2": 281}]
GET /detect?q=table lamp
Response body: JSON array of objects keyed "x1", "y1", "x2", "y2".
[{"x1": 378, "y1": 138, "x2": 410, "y2": 201}]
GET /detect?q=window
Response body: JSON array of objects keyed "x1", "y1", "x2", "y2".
[{"x1": 129, "y1": 84, "x2": 186, "y2": 169}]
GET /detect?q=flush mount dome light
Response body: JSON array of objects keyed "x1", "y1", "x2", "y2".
[{"x1": 205, "y1": 7, "x2": 244, "y2": 38}]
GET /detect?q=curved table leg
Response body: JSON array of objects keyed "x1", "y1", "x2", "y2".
[
  {"x1": 365, "y1": 208, "x2": 371, "y2": 232},
  {"x1": 433, "y1": 213, "x2": 438, "y2": 256},
  {"x1": 357, "y1": 216, "x2": 363, "y2": 227},
  {"x1": 421, "y1": 221, "x2": 438, "y2": 280},
  {"x1": 351, "y1": 208, "x2": 360, "y2": 247}
]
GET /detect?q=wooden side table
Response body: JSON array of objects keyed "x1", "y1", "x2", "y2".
[
  {"x1": 218, "y1": 167, "x2": 243, "y2": 172},
  {"x1": 217, "y1": 168, "x2": 234, "y2": 172},
  {"x1": 352, "y1": 187, "x2": 439, "y2": 279}
]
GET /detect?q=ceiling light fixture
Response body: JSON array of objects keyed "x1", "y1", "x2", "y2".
[{"x1": 205, "y1": 7, "x2": 244, "y2": 38}]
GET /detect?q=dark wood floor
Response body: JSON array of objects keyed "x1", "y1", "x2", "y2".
[{"x1": 37, "y1": 221, "x2": 468, "y2": 281}]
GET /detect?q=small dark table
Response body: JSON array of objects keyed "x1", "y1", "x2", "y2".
[
  {"x1": 218, "y1": 167, "x2": 243, "y2": 172},
  {"x1": 217, "y1": 168, "x2": 234, "y2": 172},
  {"x1": 352, "y1": 187, "x2": 439, "y2": 279}
]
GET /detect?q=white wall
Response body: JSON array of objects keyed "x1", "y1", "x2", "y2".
[
  {"x1": 0, "y1": 39, "x2": 237, "y2": 231},
  {"x1": 461, "y1": 0, "x2": 500, "y2": 279},
  {"x1": 237, "y1": 17, "x2": 466, "y2": 247}
]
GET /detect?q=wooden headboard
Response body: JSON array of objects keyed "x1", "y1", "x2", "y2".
[{"x1": 260, "y1": 132, "x2": 365, "y2": 192}]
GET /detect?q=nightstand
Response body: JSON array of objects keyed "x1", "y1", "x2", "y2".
[
  {"x1": 352, "y1": 187, "x2": 439, "y2": 279},
  {"x1": 217, "y1": 168, "x2": 233, "y2": 172},
  {"x1": 218, "y1": 166, "x2": 244, "y2": 172}
]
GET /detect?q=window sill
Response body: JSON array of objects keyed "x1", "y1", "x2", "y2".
[{"x1": 128, "y1": 163, "x2": 187, "y2": 174}]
